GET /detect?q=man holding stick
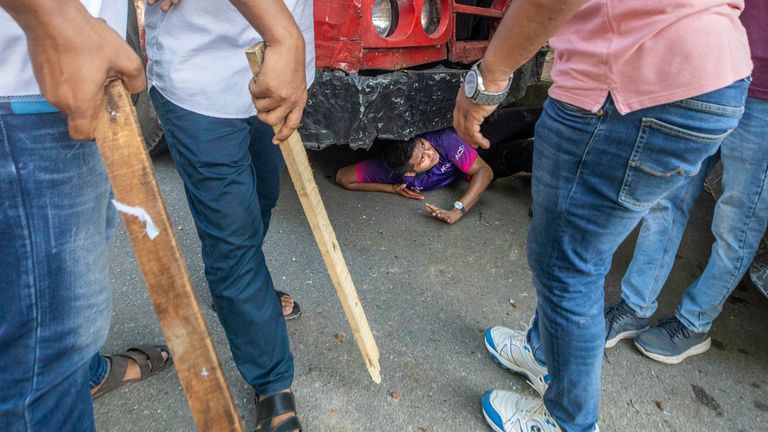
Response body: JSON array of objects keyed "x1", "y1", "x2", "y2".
[
  {"x1": 453, "y1": 1, "x2": 752, "y2": 431},
  {"x1": 0, "y1": 1, "x2": 146, "y2": 430},
  {"x1": 143, "y1": 0, "x2": 313, "y2": 430}
]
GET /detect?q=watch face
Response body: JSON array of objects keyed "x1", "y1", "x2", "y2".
[{"x1": 464, "y1": 70, "x2": 478, "y2": 98}]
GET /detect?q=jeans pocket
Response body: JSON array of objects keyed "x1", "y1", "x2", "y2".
[
  {"x1": 619, "y1": 118, "x2": 729, "y2": 210},
  {"x1": 552, "y1": 98, "x2": 601, "y2": 117}
]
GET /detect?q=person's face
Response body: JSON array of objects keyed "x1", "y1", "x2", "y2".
[{"x1": 404, "y1": 138, "x2": 439, "y2": 176}]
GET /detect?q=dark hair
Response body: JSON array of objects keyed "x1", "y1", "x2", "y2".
[{"x1": 379, "y1": 137, "x2": 419, "y2": 174}]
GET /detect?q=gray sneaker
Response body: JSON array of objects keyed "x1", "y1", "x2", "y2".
[
  {"x1": 604, "y1": 300, "x2": 650, "y2": 348},
  {"x1": 635, "y1": 316, "x2": 711, "y2": 364}
]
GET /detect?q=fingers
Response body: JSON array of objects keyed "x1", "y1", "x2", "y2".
[
  {"x1": 273, "y1": 105, "x2": 303, "y2": 143},
  {"x1": 161, "y1": 0, "x2": 182, "y2": 12},
  {"x1": 112, "y1": 45, "x2": 146, "y2": 95},
  {"x1": 65, "y1": 86, "x2": 103, "y2": 141},
  {"x1": 453, "y1": 92, "x2": 493, "y2": 149}
]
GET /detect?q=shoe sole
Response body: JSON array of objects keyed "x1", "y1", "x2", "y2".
[
  {"x1": 482, "y1": 410, "x2": 505, "y2": 432},
  {"x1": 605, "y1": 326, "x2": 649, "y2": 348},
  {"x1": 485, "y1": 338, "x2": 546, "y2": 397},
  {"x1": 635, "y1": 337, "x2": 711, "y2": 365}
]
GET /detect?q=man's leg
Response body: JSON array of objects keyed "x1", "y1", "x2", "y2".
[
  {"x1": 150, "y1": 89, "x2": 293, "y2": 395},
  {"x1": 0, "y1": 113, "x2": 113, "y2": 431},
  {"x1": 676, "y1": 97, "x2": 768, "y2": 332},
  {"x1": 483, "y1": 79, "x2": 748, "y2": 432}
]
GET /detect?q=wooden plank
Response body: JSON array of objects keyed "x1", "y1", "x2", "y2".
[
  {"x1": 246, "y1": 43, "x2": 382, "y2": 383},
  {"x1": 94, "y1": 81, "x2": 244, "y2": 432}
]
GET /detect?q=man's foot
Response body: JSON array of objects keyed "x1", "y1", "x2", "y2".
[
  {"x1": 485, "y1": 326, "x2": 549, "y2": 397},
  {"x1": 604, "y1": 300, "x2": 650, "y2": 348},
  {"x1": 91, "y1": 345, "x2": 173, "y2": 398},
  {"x1": 211, "y1": 290, "x2": 301, "y2": 320},
  {"x1": 482, "y1": 390, "x2": 562, "y2": 432},
  {"x1": 255, "y1": 390, "x2": 301, "y2": 432},
  {"x1": 634, "y1": 316, "x2": 711, "y2": 364}
]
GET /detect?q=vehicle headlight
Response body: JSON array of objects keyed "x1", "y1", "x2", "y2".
[
  {"x1": 421, "y1": 0, "x2": 440, "y2": 35},
  {"x1": 372, "y1": 0, "x2": 397, "y2": 37}
]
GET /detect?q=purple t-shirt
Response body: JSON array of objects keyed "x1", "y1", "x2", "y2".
[
  {"x1": 355, "y1": 128, "x2": 479, "y2": 192},
  {"x1": 743, "y1": 0, "x2": 767, "y2": 100}
]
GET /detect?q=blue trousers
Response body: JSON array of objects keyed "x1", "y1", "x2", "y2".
[
  {"x1": 621, "y1": 96, "x2": 768, "y2": 332},
  {"x1": 525, "y1": 79, "x2": 749, "y2": 431},
  {"x1": 0, "y1": 112, "x2": 114, "y2": 431},
  {"x1": 150, "y1": 88, "x2": 293, "y2": 395}
]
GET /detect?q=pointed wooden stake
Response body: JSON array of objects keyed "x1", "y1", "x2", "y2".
[{"x1": 246, "y1": 43, "x2": 382, "y2": 383}]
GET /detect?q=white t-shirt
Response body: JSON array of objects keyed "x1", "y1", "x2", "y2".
[
  {"x1": 0, "y1": 0, "x2": 127, "y2": 98},
  {"x1": 145, "y1": 0, "x2": 315, "y2": 119}
]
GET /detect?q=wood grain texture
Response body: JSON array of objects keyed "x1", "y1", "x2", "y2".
[
  {"x1": 246, "y1": 44, "x2": 381, "y2": 383},
  {"x1": 95, "y1": 81, "x2": 244, "y2": 431}
]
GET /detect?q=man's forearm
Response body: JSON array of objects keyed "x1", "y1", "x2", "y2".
[
  {"x1": 480, "y1": 0, "x2": 586, "y2": 87},
  {"x1": 459, "y1": 166, "x2": 493, "y2": 211},
  {"x1": 1, "y1": 0, "x2": 88, "y2": 36},
  {"x1": 229, "y1": 0, "x2": 304, "y2": 48}
]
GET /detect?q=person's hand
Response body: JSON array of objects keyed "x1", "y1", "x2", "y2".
[
  {"x1": 24, "y1": 11, "x2": 146, "y2": 141},
  {"x1": 426, "y1": 203, "x2": 463, "y2": 224},
  {"x1": 453, "y1": 63, "x2": 509, "y2": 149},
  {"x1": 249, "y1": 37, "x2": 307, "y2": 143},
  {"x1": 147, "y1": 0, "x2": 182, "y2": 12},
  {"x1": 392, "y1": 183, "x2": 424, "y2": 199}
]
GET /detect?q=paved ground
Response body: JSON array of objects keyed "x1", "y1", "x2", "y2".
[{"x1": 94, "y1": 148, "x2": 768, "y2": 432}]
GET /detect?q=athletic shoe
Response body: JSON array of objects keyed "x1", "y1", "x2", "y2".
[
  {"x1": 604, "y1": 300, "x2": 650, "y2": 348},
  {"x1": 634, "y1": 316, "x2": 711, "y2": 364},
  {"x1": 485, "y1": 326, "x2": 549, "y2": 397},
  {"x1": 482, "y1": 390, "x2": 562, "y2": 432}
]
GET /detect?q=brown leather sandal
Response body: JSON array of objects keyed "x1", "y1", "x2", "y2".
[
  {"x1": 92, "y1": 345, "x2": 173, "y2": 399},
  {"x1": 255, "y1": 391, "x2": 302, "y2": 432}
]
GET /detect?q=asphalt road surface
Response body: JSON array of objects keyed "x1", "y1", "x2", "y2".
[{"x1": 94, "y1": 148, "x2": 768, "y2": 431}]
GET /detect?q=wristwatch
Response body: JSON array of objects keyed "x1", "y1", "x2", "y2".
[
  {"x1": 454, "y1": 201, "x2": 465, "y2": 214},
  {"x1": 463, "y1": 61, "x2": 513, "y2": 105}
]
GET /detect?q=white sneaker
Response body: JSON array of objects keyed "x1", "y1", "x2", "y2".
[
  {"x1": 485, "y1": 326, "x2": 549, "y2": 397},
  {"x1": 482, "y1": 390, "x2": 562, "y2": 432}
]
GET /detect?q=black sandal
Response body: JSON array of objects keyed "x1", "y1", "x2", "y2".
[
  {"x1": 92, "y1": 344, "x2": 173, "y2": 399},
  {"x1": 255, "y1": 391, "x2": 302, "y2": 432}
]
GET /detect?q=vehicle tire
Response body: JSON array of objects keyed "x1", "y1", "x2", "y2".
[{"x1": 135, "y1": 88, "x2": 167, "y2": 155}]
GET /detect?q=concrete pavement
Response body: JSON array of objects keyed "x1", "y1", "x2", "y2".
[{"x1": 94, "y1": 149, "x2": 768, "y2": 431}]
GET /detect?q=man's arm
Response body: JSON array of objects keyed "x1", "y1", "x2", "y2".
[
  {"x1": 425, "y1": 156, "x2": 493, "y2": 224},
  {"x1": 230, "y1": 0, "x2": 308, "y2": 143},
  {"x1": 453, "y1": 0, "x2": 587, "y2": 149},
  {"x1": 336, "y1": 164, "x2": 424, "y2": 199},
  {"x1": 0, "y1": 0, "x2": 146, "y2": 140}
]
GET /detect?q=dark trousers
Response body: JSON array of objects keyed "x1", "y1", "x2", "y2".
[{"x1": 150, "y1": 88, "x2": 293, "y2": 395}]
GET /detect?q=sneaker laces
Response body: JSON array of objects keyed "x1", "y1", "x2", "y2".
[
  {"x1": 657, "y1": 317, "x2": 690, "y2": 340},
  {"x1": 605, "y1": 301, "x2": 633, "y2": 326}
]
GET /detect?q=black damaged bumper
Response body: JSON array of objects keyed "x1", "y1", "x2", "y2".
[{"x1": 300, "y1": 50, "x2": 546, "y2": 150}]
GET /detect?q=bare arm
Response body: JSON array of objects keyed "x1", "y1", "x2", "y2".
[
  {"x1": 0, "y1": 0, "x2": 146, "y2": 140},
  {"x1": 231, "y1": 0, "x2": 308, "y2": 142},
  {"x1": 336, "y1": 164, "x2": 425, "y2": 199},
  {"x1": 425, "y1": 156, "x2": 493, "y2": 224},
  {"x1": 453, "y1": 0, "x2": 587, "y2": 149}
]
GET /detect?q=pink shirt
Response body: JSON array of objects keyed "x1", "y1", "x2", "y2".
[{"x1": 548, "y1": 1, "x2": 753, "y2": 114}]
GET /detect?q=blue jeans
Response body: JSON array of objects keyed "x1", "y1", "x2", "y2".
[
  {"x1": 621, "y1": 96, "x2": 768, "y2": 332},
  {"x1": 150, "y1": 88, "x2": 293, "y2": 395},
  {"x1": 524, "y1": 79, "x2": 748, "y2": 431},
  {"x1": 0, "y1": 113, "x2": 114, "y2": 431}
]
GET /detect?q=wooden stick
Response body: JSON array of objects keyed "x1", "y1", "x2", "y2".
[
  {"x1": 246, "y1": 43, "x2": 382, "y2": 383},
  {"x1": 94, "y1": 81, "x2": 244, "y2": 432}
]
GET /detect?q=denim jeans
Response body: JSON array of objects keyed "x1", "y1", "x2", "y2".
[
  {"x1": 0, "y1": 112, "x2": 114, "y2": 431},
  {"x1": 150, "y1": 88, "x2": 293, "y2": 395},
  {"x1": 621, "y1": 96, "x2": 768, "y2": 332},
  {"x1": 524, "y1": 79, "x2": 748, "y2": 431}
]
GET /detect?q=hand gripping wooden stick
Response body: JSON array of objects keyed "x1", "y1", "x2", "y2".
[
  {"x1": 246, "y1": 43, "x2": 382, "y2": 383},
  {"x1": 94, "y1": 81, "x2": 244, "y2": 432}
]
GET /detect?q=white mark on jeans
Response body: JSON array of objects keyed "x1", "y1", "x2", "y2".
[{"x1": 111, "y1": 199, "x2": 160, "y2": 239}]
